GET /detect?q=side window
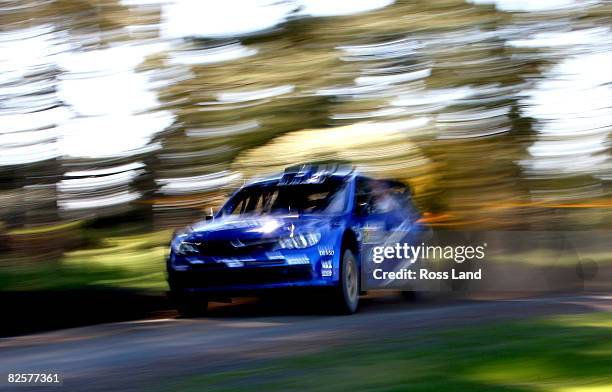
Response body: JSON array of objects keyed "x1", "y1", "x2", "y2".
[
  {"x1": 369, "y1": 181, "x2": 394, "y2": 214},
  {"x1": 354, "y1": 178, "x2": 413, "y2": 216},
  {"x1": 371, "y1": 181, "x2": 412, "y2": 214},
  {"x1": 381, "y1": 181, "x2": 416, "y2": 217},
  {"x1": 354, "y1": 177, "x2": 374, "y2": 215}
]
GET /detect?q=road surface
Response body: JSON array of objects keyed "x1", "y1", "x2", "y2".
[{"x1": 1, "y1": 293, "x2": 610, "y2": 391}]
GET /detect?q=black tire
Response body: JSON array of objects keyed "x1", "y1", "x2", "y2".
[
  {"x1": 333, "y1": 249, "x2": 360, "y2": 314},
  {"x1": 173, "y1": 292, "x2": 208, "y2": 317}
]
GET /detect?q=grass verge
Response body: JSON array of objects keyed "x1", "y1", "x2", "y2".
[
  {"x1": 0, "y1": 229, "x2": 172, "y2": 292},
  {"x1": 163, "y1": 312, "x2": 612, "y2": 392}
]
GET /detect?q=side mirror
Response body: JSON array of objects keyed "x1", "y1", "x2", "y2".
[{"x1": 205, "y1": 207, "x2": 215, "y2": 221}]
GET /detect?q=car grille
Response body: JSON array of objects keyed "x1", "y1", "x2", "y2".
[
  {"x1": 196, "y1": 238, "x2": 277, "y2": 257},
  {"x1": 180, "y1": 265, "x2": 312, "y2": 287}
]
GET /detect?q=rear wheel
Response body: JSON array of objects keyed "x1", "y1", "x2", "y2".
[{"x1": 333, "y1": 249, "x2": 360, "y2": 314}]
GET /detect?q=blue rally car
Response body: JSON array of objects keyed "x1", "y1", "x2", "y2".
[{"x1": 167, "y1": 163, "x2": 423, "y2": 315}]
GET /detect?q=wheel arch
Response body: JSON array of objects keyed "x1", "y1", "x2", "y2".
[{"x1": 341, "y1": 229, "x2": 359, "y2": 259}]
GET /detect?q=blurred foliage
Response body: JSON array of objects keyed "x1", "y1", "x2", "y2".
[
  {"x1": 1, "y1": 0, "x2": 612, "y2": 292},
  {"x1": 0, "y1": 227, "x2": 170, "y2": 291}
]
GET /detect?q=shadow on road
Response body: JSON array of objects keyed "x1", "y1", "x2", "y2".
[
  {"x1": 1, "y1": 289, "x2": 468, "y2": 337},
  {"x1": 202, "y1": 291, "x2": 457, "y2": 318},
  {"x1": 1, "y1": 288, "x2": 579, "y2": 337},
  {"x1": 0, "y1": 290, "x2": 173, "y2": 337}
]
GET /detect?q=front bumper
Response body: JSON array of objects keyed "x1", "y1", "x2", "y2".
[
  {"x1": 168, "y1": 265, "x2": 337, "y2": 293},
  {"x1": 168, "y1": 264, "x2": 337, "y2": 294},
  {"x1": 167, "y1": 248, "x2": 339, "y2": 294}
]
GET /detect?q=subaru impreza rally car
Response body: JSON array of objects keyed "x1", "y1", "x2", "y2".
[{"x1": 167, "y1": 164, "x2": 424, "y2": 315}]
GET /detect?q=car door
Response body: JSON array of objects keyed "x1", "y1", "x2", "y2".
[
  {"x1": 353, "y1": 177, "x2": 386, "y2": 246},
  {"x1": 355, "y1": 178, "x2": 424, "y2": 286},
  {"x1": 379, "y1": 180, "x2": 424, "y2": 246}
]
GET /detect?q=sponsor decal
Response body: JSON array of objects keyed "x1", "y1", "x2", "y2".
[
  {"x1": 286, "y1": 255, "x2": 310, "y2": 265},
  {"x1": 321, "y1": 259, "x2": 333, "y2": 277}
]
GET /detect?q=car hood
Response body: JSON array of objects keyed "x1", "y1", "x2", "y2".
[{"x1": 185, "y1": 214, "x2": 334, "y2": 242}]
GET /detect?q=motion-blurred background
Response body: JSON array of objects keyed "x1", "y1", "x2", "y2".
[{"x1": 1, "y1": 0, "x2": 612, "y2": 296}]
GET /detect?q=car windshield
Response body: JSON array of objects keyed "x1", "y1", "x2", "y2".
[{"x1": 222, "y1": 178, "x2": 348, "y2": 216}]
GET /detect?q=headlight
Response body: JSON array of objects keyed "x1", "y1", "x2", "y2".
[
  {"x1": 175, "y1": 241, "x2": 199, "y2": 255},
  {"x1": 276, "y1": 232, "x2": 321, "y2": 249}
]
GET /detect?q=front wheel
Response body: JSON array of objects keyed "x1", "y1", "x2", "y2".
[{"x1": 332, "y1": 249, "x2": 360, "y2": 314}]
